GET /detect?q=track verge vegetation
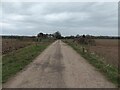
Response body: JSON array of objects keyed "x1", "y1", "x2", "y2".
[
  {"x1": 2, "y1": 40, "x2": 54, "y2": 83},
  {"x1": 63, "y1": 39, "x2": 119, "y2": 86}
]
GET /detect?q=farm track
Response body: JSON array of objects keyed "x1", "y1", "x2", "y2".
[{"x1": 3, "y1": 40, "x2": 115, "y2": 88}]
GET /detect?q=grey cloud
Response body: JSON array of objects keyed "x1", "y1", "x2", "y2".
[{"x1": 1, "y1": 2, "x2": 118, "y2": 36}]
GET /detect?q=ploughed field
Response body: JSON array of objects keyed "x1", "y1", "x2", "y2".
[{"x1": 89, "y1": 39, "x2": 118, "y2": 67}]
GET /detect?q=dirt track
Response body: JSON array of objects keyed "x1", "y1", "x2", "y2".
[{"x1": 3, "y1": 40, "x2": 115, "y2": 88}]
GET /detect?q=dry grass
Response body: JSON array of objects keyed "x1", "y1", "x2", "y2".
[
  {"x1": 63, "y1": 39, "x2": 118, "y2": 85},
  {"x1": 2, "y1": 39, "x2": 34, "y2": 54},
  {"x1": 2, "y1": 38, "x2": 54, "y2": 83},
  {"x1": 88, "y1": 39, "x2": 118, "y2": 67}
]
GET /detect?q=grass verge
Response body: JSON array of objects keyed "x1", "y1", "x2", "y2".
[
  {"x1": 63, "y1": 39, "x2": 119, "y2": 86},
  {"x1": 2, "y1": 41, "x2": 53, "y2": 83}
]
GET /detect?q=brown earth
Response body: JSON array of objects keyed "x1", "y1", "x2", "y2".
[{"x1": 3, "y1": 40, "x2": 115, "y2": 88}]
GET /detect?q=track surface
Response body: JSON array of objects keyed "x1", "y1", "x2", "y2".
[{"x1": 3, "y1": 40, "x2": 115, "y2": 88}]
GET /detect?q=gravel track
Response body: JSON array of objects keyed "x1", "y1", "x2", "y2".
[{"x1": 3, "y1": 40, "x2": 115, "y2": 88}]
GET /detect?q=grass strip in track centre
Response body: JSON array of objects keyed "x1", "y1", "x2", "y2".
[
  {"x1": 63, "y1": 39, "x2": 119, "y2": 86},
  {"x1": 2, "y1": 42, "x2": 53, "y2": 83}
]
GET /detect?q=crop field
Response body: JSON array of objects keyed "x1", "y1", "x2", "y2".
[
  {"x1": 64, "y1": 39, "x2": 118, "y2": 68},
  {"x1": 2, "y1": 39, "x2": 34, "y2": 54},
  {"x1": 89, "y1": 39, "x2": 118, "y2": 67}
]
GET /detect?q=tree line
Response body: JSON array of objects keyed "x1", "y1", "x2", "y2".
[{"x1": 2, "y1": 31, "x2": 119, "y2": 40}]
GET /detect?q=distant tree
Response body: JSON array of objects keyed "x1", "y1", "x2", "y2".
[
  {"x1": 82, "y1": 34, "x2": 86, "y2": 38},
  {"x1": 53, "y1": 31, "x2": 61, "y2": 39},
  {"x1": 75, "y1": 34, "x2": 96, "y2": 45},
  {"x1": 37, "y1": 33, "x2": 44, "y2": 38},
  {"x1": 76, "y1": 34, "x2": 80, "y2": 38},
  {"x1": 37, "y1": 32, "x2": 44, "y2": 42}
]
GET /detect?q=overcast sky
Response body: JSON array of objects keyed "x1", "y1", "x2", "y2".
[{"x1": 1, "y1": 2, "x2": 118, "y2": 36}]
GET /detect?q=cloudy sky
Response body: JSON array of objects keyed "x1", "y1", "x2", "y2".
[{"x1": 1, "y1": 2, "x2": 118, "y2": 36}]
